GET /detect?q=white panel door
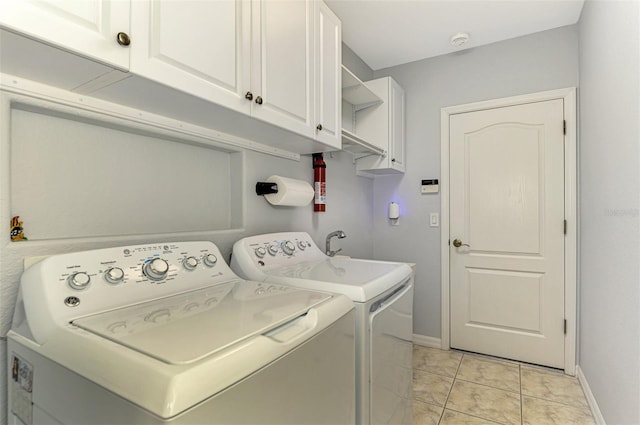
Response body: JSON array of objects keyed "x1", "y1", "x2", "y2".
[
  {"x1": 0, "y1": 0, "x2": 130, "y2": 68},
  {"x1": 251, "y1": 0, "x2": 314, "y2": 138},
  {"x1": 130, "y1": 0, "x2": 251, "y2": 114},
  {"x1": 314, "y1": 0, "x2": 341, "y2": 149},
  {"x1": 449, "y1": 99, "x2": 565, "y2": 368}
]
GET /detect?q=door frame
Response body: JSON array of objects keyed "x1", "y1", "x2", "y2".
[{"x1": 440, "y1": 88, "x2": 577, "y2": 374}]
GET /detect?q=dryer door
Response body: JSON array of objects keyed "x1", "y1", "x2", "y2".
[{"x1": 369, "y1": 279, "x2": 414, "y2": 425}]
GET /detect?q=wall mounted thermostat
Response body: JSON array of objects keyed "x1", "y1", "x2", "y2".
[{"x1": 421, "y1": 179, "x2": 439, "y2": 194}]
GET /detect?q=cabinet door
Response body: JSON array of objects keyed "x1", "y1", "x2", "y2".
[
  {"x1": 130, "y1": 0, "x2": 251, "y2": 115},
  {"x1": 0, "y1": 0, "x2": 130, "y2": 69},
  {"x1": 389, "y1": 79, "x2": 406, "y2": 172},
  {"x1": 314, "y1": 1, "x2": 342, "y2": 149},
  {"x1": 251, "y1": 0, "x2": 314, "y2": 138}
]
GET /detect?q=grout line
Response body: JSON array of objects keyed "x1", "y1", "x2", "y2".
[{"x1": 437, "y1": 352, "x2": 464, "y2": 425}]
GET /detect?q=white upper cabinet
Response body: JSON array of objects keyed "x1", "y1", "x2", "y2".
[
  {"x1": 0, "y1": 0, "x2": 342, "y2": 154},
  {"x1": 130, "y1": 0, "x2": 251, "y2": 115},
  {"x1": 355, "y1": 76, "x2": 406, "y2": 174},
  {"x1": 313, "y1": 1, "x2": 342, "y2": 149},
  {"x1": 0, "y1": 0, "x2": 130, "y2": 69},
  {"x1": 249, "y1": 0, "x2": 314, "y2": 139}
]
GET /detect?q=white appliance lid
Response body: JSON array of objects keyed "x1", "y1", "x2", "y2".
[
  {"x1": 265, "y1": 258, "x2": 412, "y2": 302},
  {"x1": 73, "y1": 279, "x2": 331, "y2": 365}
]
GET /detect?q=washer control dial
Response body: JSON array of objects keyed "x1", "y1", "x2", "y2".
[
  {"x1": 282, "y1": 241, "x2": 296, "y2": 256},
  {"x1": 297, "y1": 240, "x2": 307, "y2": 250},
  {"x1": 183, "y1": 256, "x2": 198, "y2": 271},
  {"x1": 254, "y1": 247, "x2": 266, "y2": 258},
  {"x1": 203, "y1": 254, "x2": 218, "y2": 267},
  {"x1": 104, "y1": 267, "x2": 125, "y2": 284},
  {"x1": 68, "y1": 272, "x2": 91, "y2": 290},
  {"x1": 268, "y1": 244, "x2": 279, "y2": 256},
  {"x1": 143, "y1": 258, "x2": 169, "y2": 281}
]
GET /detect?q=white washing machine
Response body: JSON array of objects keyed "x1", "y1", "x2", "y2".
[
  {"x1": 7, "y1": 241, "x2": 355, "y2": 425},
  {"x1": 231, "y1": 232, "x2": 414, "y2": 425}
]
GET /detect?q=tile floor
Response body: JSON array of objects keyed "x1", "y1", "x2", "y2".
[{"x1": 412, "y1": 346, "x2": 595, "y2": 425}]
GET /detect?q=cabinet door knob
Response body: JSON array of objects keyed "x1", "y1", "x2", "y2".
[
  {"x1": 391, "y1": 158, "x2": 396, "y2": 162},
  {"x1": 255, "y1": 96, "x2": 263, "y2": 105},
  {"x1": 116, "y1": 32, "x2": 131, "y2": 47},
  {"x1": 316, "y1": 124, "x2": 323, "y2": 131},
  {"x1": 245, "y1": 91, "x2": 253, "y2": 101}
]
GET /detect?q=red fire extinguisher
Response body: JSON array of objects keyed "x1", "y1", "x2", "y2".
[{"x1": 313, "y1": 153, "x2": 326, "y2": 212}]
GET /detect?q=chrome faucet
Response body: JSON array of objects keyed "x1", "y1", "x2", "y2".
[{"x1": 326, "y1": 230, "x2": 346, "y2": 257}]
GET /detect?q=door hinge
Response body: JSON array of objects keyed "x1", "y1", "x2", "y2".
[
  {"x1": 563, "y1": 219, "x2": 567, "y2": 235},
  {"x1": 563, "y1": 120, "x2": 566, "y2": 135},
  {"x1": 564, "y1": 319, "x2": 567, "y2": 334}
]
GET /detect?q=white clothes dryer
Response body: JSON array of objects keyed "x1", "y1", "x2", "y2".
[
  {"x1": 7, "y1": 241, "x2": 355, "y2": 425},
  {"x1": 231, "y1": 232, "x2": 414, "y2": 425}
]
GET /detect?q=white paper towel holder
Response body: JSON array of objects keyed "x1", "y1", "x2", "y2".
[{"x1": 255, "y1": 175, "x2": 314, "y2": 207}]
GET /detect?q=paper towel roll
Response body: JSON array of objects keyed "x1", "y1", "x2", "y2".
[{"x1": 263, "y1": 175, "x2": 314, "y2": 206}]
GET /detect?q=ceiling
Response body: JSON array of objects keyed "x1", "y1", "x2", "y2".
[{"x1": 325, "y1": 0, "x2": 585, "y2": 70}]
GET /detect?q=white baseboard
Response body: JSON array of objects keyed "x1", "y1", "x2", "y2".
[
  {"x1": 577, "y1": 366, "x2": 606, "y2": 425},
  {"x1": 413, "y1": 334, "x2": 442, "y2": 349}
]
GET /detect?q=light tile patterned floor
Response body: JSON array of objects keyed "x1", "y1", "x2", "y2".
[{"x1": 413, "y1": 346, "x2": 595, "y2": 425}]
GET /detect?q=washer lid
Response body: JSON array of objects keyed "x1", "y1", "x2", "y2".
[
  {"x1": 73, "y1": 280, "x2": 331, "y2": 365},
  {"x1": 266, "y1": 258, "x2": 412, "y2": 302}
]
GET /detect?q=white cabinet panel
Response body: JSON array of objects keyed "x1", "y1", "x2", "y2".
[
  {"x1": 355, "y1": 77, "x2": 406, "y2": 174},
  {"x1": 0, "y1": 0, "x2": 130, "y2": 69},
  {"x1": 314, "y1": 0, "x2": 342, "y2": 149},
  {"x1": 250, "y1": 0, "x2": 314, "y2": 138},
  {"x1": 130, "y1": 0, "x2": 251, "y2": 115}
]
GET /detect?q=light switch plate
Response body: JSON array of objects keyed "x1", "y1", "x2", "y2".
[{"x1": 429, "y1": 213, "x2": 439, "y2": 227}]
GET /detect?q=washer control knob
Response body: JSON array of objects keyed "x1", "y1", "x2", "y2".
[
  {"x1": 254, "y1": 247, "x2": 267, "y2": 258},
  {"x1": 268, "y1": 244, "x2": 279, "y2": 256},
  {"x1": 68, "y1": 272, "x2": 91, "y2": 290},
  {"x1": 297, "y1": 240, "x2": 307, "y2": 251},
  {"x1": 282, "y1": 241, "x2": 296, "y2": 256},
  {"x1": 143, "y1": 258, "x2": 169, "y2": 281},
  {"x1": 104, "y1": 267, "x2": 125, "y2": 284},
  {"x1": 183, "y1": 256, "x2": 198, "y2": 271},
  {"x1": 203, "y1": 254, "x2": 218, "y2": 267}
]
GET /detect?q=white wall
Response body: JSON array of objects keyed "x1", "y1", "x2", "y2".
[
  {"x1": 370, "y1": 25, "x2": 579, "y2": 338},
  {"x1": 578, "y1": 1, "x2": 640, "y2": 423}
]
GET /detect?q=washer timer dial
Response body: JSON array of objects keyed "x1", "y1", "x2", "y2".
[
  {"x1": 143, "y1": 258, "x2": 170, "y2": 281},
  {"x1": 282, "y1": 241, "x2": 296, "y2": 256}
]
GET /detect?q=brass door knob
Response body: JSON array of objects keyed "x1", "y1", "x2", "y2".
[
  {"x1": 245, "y1": 91, "x2": 253, "y2": 101},
  {"x1": 116, "y1": 32, "x2": 131, "y2": 47},
  {"x1": 255, "y1": 96, "x2": 263, "y2": 105},
  {"x1": 452, "y1": 239, "x2": 470, "y2": 248}
]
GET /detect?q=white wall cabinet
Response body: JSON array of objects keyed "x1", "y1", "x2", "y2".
[
  {"x1": 353, "y1": 76, "x2": 406, "y2": 174},
  {"x1": 0, "y1": 0, "x2": 130, "y2": 69},
  {"x1": 130, "y1": 0, "x2": 251, "y2": 115},
  {"x1": 130, "y1": 0, "x2": 340, "y2": 149},
  {"x1": 313, "y1": 1, "x2": 342, "y2": 148},
  {"x1": 0, "y1": 0, "x2": 341, "y2": 153}
]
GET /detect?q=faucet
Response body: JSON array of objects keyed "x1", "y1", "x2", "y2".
[{"x1": 326, "y1": 230, "x2": 347, "y2": 257}]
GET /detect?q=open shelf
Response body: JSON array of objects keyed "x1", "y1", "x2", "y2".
[
  {"x1": 341, "y1": 129, "x2": 386, "y2": 158},
  {"x1": 341, "y1": 65, "x2": 382, "y2": 110}
]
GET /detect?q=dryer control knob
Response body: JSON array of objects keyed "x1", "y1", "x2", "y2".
[
  {"x1": 183, "y1": 256, "x2": 198, "y2": 271},
  {"x1": 143, "y1": 258, "x2": 169, "y2": 281},
  {"x1": 104, "y1": 267, "x2": 125, "y2": 284},
  {"x1": 203, "y1": 254, "x2": 218, "y2": 267},
  {"x1": 268, "y1": 244, "x2": 279, "y2": 256},
  {"x1": 254, "y1": 247, "x2": 267, "y2": 258},
  {"x1": 282, "y1": 241, "x2": 296, "y2": 256},
  {"x1": 68, "y1": 272, "x2": 91, "y2": 290}
]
